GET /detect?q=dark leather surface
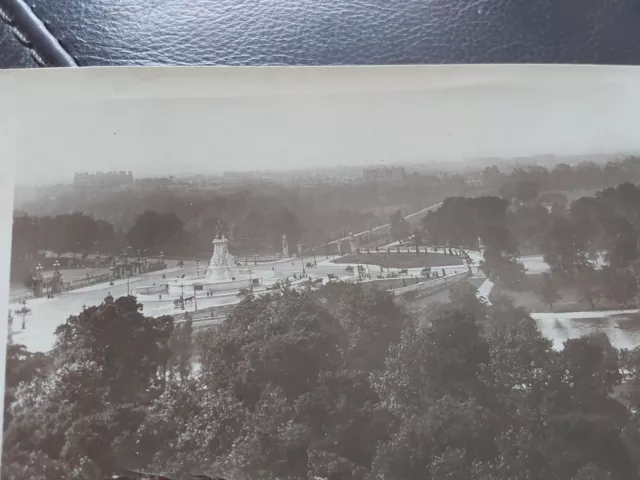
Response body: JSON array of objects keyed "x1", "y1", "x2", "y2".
[
  {"x1": 4, "y1": 0, "x2": 640, "y2": 68},
  {"x1": 0, "y1": 7, "x2": 39, "y2": 68}
]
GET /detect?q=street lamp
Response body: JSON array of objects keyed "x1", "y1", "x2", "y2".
[
  {"x1": 297, "y1": 243, "x2": 305, "y2": 277},
  {"x1": 312, "y1": 248, "x2": 317, "y2": 266},
  {"x1": 193, "y1": 285, "x2": 198, "y2": 311},
  {"x1": 15, "y1": 300, "x2": 31, "y2": 330},
  {"x1": 194, "y1": 257, "x2": 200, "y2": 276},
  {"x1": 53, "y1": 260, "x2": 60, "y2": 272}
]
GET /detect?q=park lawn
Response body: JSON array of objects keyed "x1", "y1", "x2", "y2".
[
  {"x1": 332, "y1": 251, "x2": 464, "y2": 269},
  {"x1": 490, "y1": 273, "x2": 631, "y2": 313}
]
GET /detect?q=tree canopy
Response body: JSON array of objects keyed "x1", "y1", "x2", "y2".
[{"x1": 5, "y1": 281, "x2": 640, "y2": 480}]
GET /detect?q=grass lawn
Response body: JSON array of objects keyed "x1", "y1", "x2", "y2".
[
  {"x1": 332, "y1": 252, "x2": 464, "y2": 269},
  {"x1": 490, "y1": 273, "x2": 631, "y2": 313}
]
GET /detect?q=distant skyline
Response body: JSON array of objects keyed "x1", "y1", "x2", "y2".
[
  {"x1": 16, "y1": 152, "x2": 628, "y2": 189},
  {"x1": 8, "y1": 66, "x2": 640, "y2": 186}
]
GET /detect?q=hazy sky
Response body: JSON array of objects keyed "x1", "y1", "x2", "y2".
[{"x1": 8, "y1": 68, "x2": 640, "y2": 185}]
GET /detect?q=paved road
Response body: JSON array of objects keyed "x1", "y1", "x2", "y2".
[
  {"x1": 323, "y1": 202, "x2": 443, "y2": 247},
  {"x1": 9, "y1": 250, "x2": 474, "y2": 354}
]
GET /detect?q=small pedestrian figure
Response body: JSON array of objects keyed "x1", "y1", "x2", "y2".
[{"x1": 159, "y1": 293, "x2": 162, "y2": 300}]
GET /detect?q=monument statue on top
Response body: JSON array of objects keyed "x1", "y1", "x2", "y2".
[
  {"x1": 282, "y1": 234, "x2": 289, "y2": 257},
  {"x1": 204, "y1": 228, "x2": 239, "y2": 283}
]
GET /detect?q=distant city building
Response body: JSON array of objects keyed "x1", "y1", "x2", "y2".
[
  {"x1": 464, "y1": 176, "x2": 484, "y2": 188},
  {"x1": 135, "y1": 176, "x2": 176, "y2": 190},
  {"x1": 74, "y1": 171, "x2": 134, "y2": 189},
  {"x1": 362, "y1": 166, "x2": 406, "y2": 182}
]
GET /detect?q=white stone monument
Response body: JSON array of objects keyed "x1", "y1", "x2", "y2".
[
  {"x1": 282, "y1": 234, "x2": 289, "y2": 257},
  {"x1": 349, "y1": 232, "x2": 357, "y2": 253},
  {"x1": 204, "y1": 233, "x2": 239, "y2": 283}
]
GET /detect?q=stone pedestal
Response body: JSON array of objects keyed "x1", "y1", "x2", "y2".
[
  {"x1": 205, "y1": 234, "x2": 239, "y2": 282},
  {"x1": 349, "y1": 233, "x2": 357, "y2": 253},
  {"x1": 51, "y1": 271, "x2": 63, "y2": 294},
  {"x1": 32, "y1": 274, "x2": 44, "y2": 298}
]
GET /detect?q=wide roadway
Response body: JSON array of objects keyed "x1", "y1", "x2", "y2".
[{"x1": 9, "y1": 256, "x2": 351, "y2": 353}]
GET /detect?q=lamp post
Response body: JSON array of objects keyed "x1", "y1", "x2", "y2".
[
  {"x1": 193, "y1": 285, "x2": 198, "y2": 311},
  {"x1": 248, "y1": 268, "x2": 253, "y2": 293},
  {"x1": 298, "y1": 244, "x2": 305, "y2": 277},
  {"x1": 312, "y1": 248, "x2": 317, "y2": 266},
  {"x1": 34, "y1": 263, "x2": 43, "y2": 296},
  {"x1": 16, "y1": 300, "x2": 31, "y2": 330},
  {"x1": 7, "y1": 311, "x2": 13, "y2": 345},
  {"x1": 195, "y1": 258, "x2": 200, "y2": 276}
]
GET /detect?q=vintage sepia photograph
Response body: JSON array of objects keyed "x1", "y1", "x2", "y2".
[{"x1": 4, "y1": 65, "x2": 640, "y2": 479}]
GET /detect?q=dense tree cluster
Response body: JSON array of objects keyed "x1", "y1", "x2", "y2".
[
  {"x1": 15, "y1": 171, "x2": 486, "y2": 261},
  {"x1": 389, "y1": 210, "x2": 411, "y2": 242},
  {"x1": 12, "y1": 213, "x2": 116, "y2": 262},
  {"x1": 5, "y1": 282, "x2": 640, "y2": 479},
  {"x1": 482, "y1": 156, "x2": 640, "y2": 195},
  {"x1": 420, "y1": 182, "x2": 640, "y2": 303}
]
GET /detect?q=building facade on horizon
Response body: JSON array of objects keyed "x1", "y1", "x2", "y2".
[
  {"x1": 74, "y1": 171, "x2": 134, "y2": 189},
  {"x1": 362, "y1": 166, "x2": 406, "y2": 182}
]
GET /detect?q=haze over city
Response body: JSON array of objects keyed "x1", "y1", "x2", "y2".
[{"x1": 13, "y1": 82, "x2": 640, "y2": 185}]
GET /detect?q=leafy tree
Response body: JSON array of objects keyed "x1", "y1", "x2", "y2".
[
  {"x1": 64, "y1": 213, "x2": 100, "y2": 257},
  {"x1": 412, "y1": 228, "x2": 423, "y2": 252},
  {"x1": 422, "y1": 196, "x2": 509, "y2": 249},
  {"x1": 539, "y1": 272, "x2": 562, "y2": 311},
  {"x1": 53, "y1": 295, "x2": 174, "y2": 402},
  {"x1": 9, "y1": 273, "x2": 640, "y2": 480},
  {"x1": 500, "y1": 180, "x2": 540, "y2": 203},
  {"x1": 507, "y1": 204, "x2": 551, "y2": 253},
  {"x1": 482, "y1": 247, "x2": 526, "y2": 288},
  {"x1": 574, "y1": 267, "x2": 601, "y2": 310},
  {"x1": 127, "y1": 210, "x2": 186, "y2": 254},
  {"x1": 3, "y1": 344, "x2": 50, "y2": 430},
  {"x1": 3, "y1": 295, "x2": 175, "y2": 479},
  {"x1": 198, "y1": 291, "x2": 347, "y2": 407},
  {"x1": 601, "y1": 266, "x2": 638, "y2": 308},
  {"x1": 389, "y1": 210, "x2": 411, "y2": 242},
  {"x1": 166, "y1": 315, "x2": 193, "y2": 381},
  {"x1": 542, "y1": 216, "x2": 592, "y2": 281}
]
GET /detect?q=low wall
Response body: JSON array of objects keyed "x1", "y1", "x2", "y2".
[
  {"x1": 167, "y1": 277, "x2": 255, "y2": 295},
  {"x1": 357, "y1": 276, "x2": 430, "y2": 291},
  {"x1": 392, "y1": 271, "x2": 471, "y2": 296},
  {"x1": 173, "y1": 302, "x2": 237, "y2": 322},
  {"x1": 134, "y1": 284, "x2": 167, "y2": 295}
]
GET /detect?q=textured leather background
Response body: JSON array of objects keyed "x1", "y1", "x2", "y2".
[
  {"x1": 0, "y1": 10, "x2": 38, "y2": 68},
  {"x1": 3, "y1": 0, "x2": 640, "y2": 68}
]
